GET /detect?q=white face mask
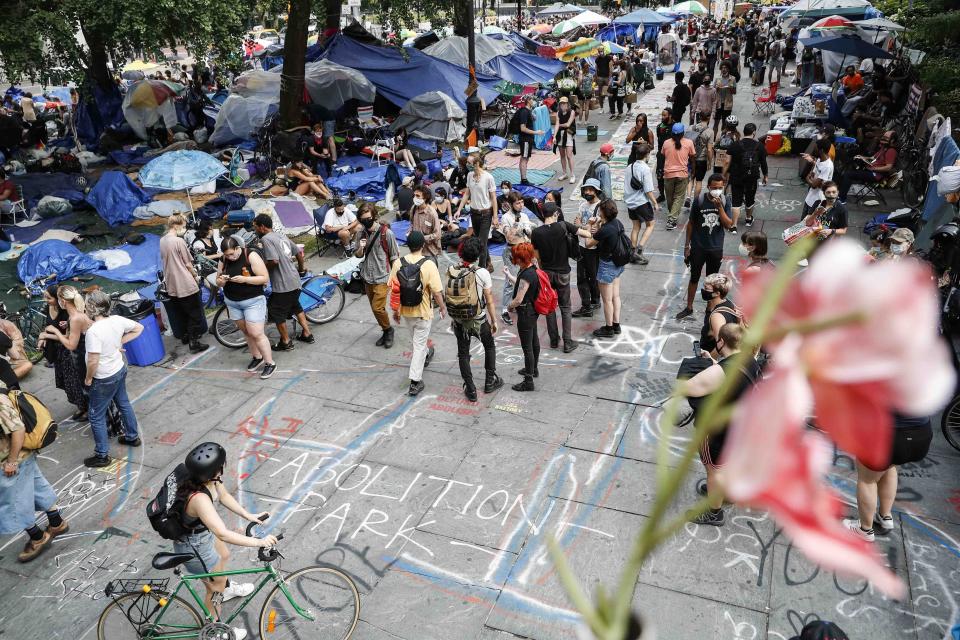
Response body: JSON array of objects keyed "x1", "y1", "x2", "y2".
[
  {"x1": 434, "y1": 196, "x2": 444, "y2": 204},
  {"x1": 738, "y1": 243, "x2": 750, "y2": 257},
  {"x1": 890, "y1": 243, "x2": 907, "y2": 255},
  {"x1": 502, "y1": 188, "x2": 510, "y2": 194},
  {"x1": 413, "y1": 197, "x2": 424, "y2": 207},
  {"x1": 709, "y1": 188, "x2": 724, "y2": 198}
]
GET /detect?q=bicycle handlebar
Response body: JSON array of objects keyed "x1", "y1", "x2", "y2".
[{"x1": 245, "y1": 514, "x2": 284, "y2": 562}]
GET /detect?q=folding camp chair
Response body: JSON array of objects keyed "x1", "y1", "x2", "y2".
[
  {"x1": 753, "y1": 81, "x2": 779, "y2": 115},
  {"x1": 1, "y1": 185, "x2": 27, "y2": 226},
  {"x1": 312, "y1": 203, "x2": 337, "y2": 257},
  {"x1": 357, "y1": 105, "x2": 387, "y2": 146},
  {"x1": 372, "y1": 134, "x2": 396, "y2": 167}
]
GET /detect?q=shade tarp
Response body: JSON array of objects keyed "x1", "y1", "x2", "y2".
[
  {"x1": 486, "y1": 51, "x2": 566, "y2": 85},
  {"x1": 597, "y1": 24, "x2": 642, "y2": 42},
  {"x1": 85, "y1": 171, "x2": 152, "y2": 226},
  {"x1": 798, "y1": 34, "x2": 894, "y2": 59},
  {"x1": 320, "y1": 34, "x2": 500, "y2": 109},
  {"x1": 424, "y1": 35, "x2": 516, "y2": 66},
  {"x1": 392, "y1": 92, "x2": 466, "y2": 142},
  {"x1": 614, "y1": 8, "x2": 674, "y2": 25},
  {"x1": 18, "y1": 240, "x2": 103, "y2": 284},
  {"x1": 854, "y1": 17, "x2": 904, "y2": 30}
]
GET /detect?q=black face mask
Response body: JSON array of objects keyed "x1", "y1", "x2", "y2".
[
  {"x1": 583, "y1": 193, "x2": 596, "y2": 201},
  {"x1": 700, "y1": 288, "x2": 716, "y2": 301},
  {"x1": 360, "y1": 217, "x2": 375, "y2": 229}
]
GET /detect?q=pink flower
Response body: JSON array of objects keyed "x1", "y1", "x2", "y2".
[
  {"x1": 720, "y1": 343, "x2": 906, "y2": 599},
  {"x1": 737, "y1": 240, "x2": 955, "y2": 470}
]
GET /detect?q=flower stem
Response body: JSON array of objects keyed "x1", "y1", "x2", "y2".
[
  {"x1": 545, "y1": 535, "x2": 605, "y2": 635},
  {"x1": 763, "y1": 310, "x2": 867, "y2": 342}
]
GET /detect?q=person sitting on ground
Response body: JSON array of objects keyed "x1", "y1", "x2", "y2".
[
  {"x1": 322, "y1": 199, "x2": 360, "y2": 251},
  {"x1": 285, "y1": 161, "x2": 331, "y2": 199},
  {"x1": 393, "y1": 127, "x2": 417, "y2": 170},
  {"x1": 172, "y1": 442, "x2": 277, "y2": 640}
]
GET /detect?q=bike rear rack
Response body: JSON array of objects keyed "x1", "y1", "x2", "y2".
[{"x1": 105, "y1": 577, "x2": 170, "y2": 597}]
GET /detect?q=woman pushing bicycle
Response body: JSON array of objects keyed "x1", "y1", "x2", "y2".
[{"x1": 175, "y1": 442, "x2": 277, "y2": 640}]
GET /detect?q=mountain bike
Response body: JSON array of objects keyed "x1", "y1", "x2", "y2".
[
  {"x1": 96, "y1": 519, "x2": 360, "y2": 640},
  {"x1": 0, "y1": 273, "x2": 58, "y2": 363},
  {"x1": 210, "y1": 272, "x2": 345, "y2": 349}
]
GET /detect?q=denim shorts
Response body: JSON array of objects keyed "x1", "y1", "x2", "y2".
[
  {"x1": 225, "y1": 295, "x2": 267, "y2": 323},
  {"x1": 173, "y1": 530, "x2": 221, "y2": 575},
  {"x1": 597, "y1": 259, "x2": 624, "y2": 284},
  {"x1": 0, "y1": 456, "x2": 58, "y2": 535}
]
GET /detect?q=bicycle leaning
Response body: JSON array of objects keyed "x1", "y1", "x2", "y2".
[
  {"x1": 96, "y1": 516, "x2": 360, "y2": 640},
  {"x1": 0, "y1": 272, "x2": 58, "y2": 363}
]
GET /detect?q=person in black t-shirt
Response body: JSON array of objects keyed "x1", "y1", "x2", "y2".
[
  {"x1": 517, "y1": 95, "x2": 543, "y2": 186},
  {"x1": 678, "y1": 174, "x2": 732, "y2": 320},
  {"x1": 308, "y1": 123, "x2": 333, "y2": 176},
  {"x1": 531, "y1": 203, "x2": 579, "y2": 353},
  {"x1": 578, "y1": 200, "x2": 625, "y2": 338},
  {"x1": 595, "y1": 52, "x2": 612, "y2": 109},
  {"x1": 505, "y1": 242, "x2": 540, "y2": 392},
  {"x1": 725, "y1": 123, "x2": 768, "y2": 230},
  {"x1": 669, "y1": 72, "x2": 692, "y2": 125}
]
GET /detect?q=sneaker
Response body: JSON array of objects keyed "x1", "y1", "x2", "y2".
[
  {"x1": 874, "y1": 514, "x2": 895, "y2": 532},
  {"x1": 259, "y1": 363, "x2": 276, "y2": 379},
  {"x1": 484, "y1": 374, "x2": 504, "y2": 394},
  {"x1": 424, "y1": 345, "x2": 435, "y2": 368},
  {"x1": 500, "y1": 311, "x2": 513, "y2": 326},
  {"x1": 550, "y1": 338, "x2": 560, "y2": 349},
  {"x1": 635, "y1": 253, "x2": 649, "y2": 265},
  {"x1": 571, "y1": 307, "x2": 593, "y2": 318},
  {"x1": 592, "y1": 325, "x2": 616, "y2": 338},
  {"x1": 83, "y1": 454, "x2": 111, "y2": 468},
  {"x1": 842, "y1": 519, "x2": 875, "y2": 542},
  {"x1": 665, "y1": 220, "x2": 677, "y2": 231},
  {"x1": 590, "y1": 302, "x2": 601, "y2": 310},
  {"x1": 246, "y1": 357, "x2": 264, "y2": 372},
  {"x1": 47, "y1": 521, "x2": 70, "y2": 539},
  {"x1": 613, "y1": 323, "x2": 621, "y2": 335},
  {"x1": 674, "y1": 308, "x2": 694, "y2": 320},
  {"x1": 222, "y1": 582, "x2": 255, "y2": 602},
  {"x1": 188, "y1": 340, "x2": 210, "y2": 354},
  {"x1": 512, "y1": 379, "x2": 536, "y2": 392},
  {"x1": 745, "y1": 217, "x2": 754, "y2": 228},
  {"x1": 691, "y1": 509, "x2": 725, "y2": 527},
  {"x1": 117, "y1": 435, "x2": 142, "y2": 447},
  {"x1": 17, "y1": 532, "x2": 51, "y2": 562},
  {"x1": 273, "y1": 341, "x2": 295, "y2": 352},
  {"x1": 295, "y1": 333, "x2": 315, "y2": 344},
  {"x1": 557, "y1": 174, "x2": 567, "y2": 182},
  {"x1": 233, "y1": 629, "x2": 248, "y2": 640},
  {"x1": 563, "y1": 341, "x2": 579, "y2": 354},
  {"x1": 730, "y1": 226, "x2": 738, "y2": 235},
  {"x1": 569, "y1": 176, "x2": 576, "y2": 184},
  {"x1": 516, "y1": 368, "x2": 539, "y2": 378},
  {"x1": 408, "y1": 379, "x2": 425, "y2": 396},
  {"x1": 463, "y1": 383, "x2": 478, "y2": 402}
]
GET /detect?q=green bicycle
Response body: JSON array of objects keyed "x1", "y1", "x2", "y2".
[{"x1": 96, "y1": 521, "x2": 360, "y2": 640}]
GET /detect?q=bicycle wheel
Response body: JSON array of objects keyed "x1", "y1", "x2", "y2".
[
  {"x1": 258, "y1": 567, "x2": 359, "y2": 640},
  {"x1": 301, "y1": 276, "x2": 345, "y2": 325},
  {"x1": 98, "y1": 592, "x2": 202, "y2": 640},
  {"x1": 941, "y1": 394, "x2": 960, "y2": 453},
  {"x1": 212, "y1": 306, "x2": 248, "y2": 349},
  {"x1": 18, "y1": 310, "x2": 46, "y2": 363}
]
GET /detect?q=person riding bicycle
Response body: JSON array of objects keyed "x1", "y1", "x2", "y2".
[{"x1": 173, "y1": 442, "x2": 277, "y2": 640}]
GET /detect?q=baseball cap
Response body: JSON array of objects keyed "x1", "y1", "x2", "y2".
[
  {"x1": 672, "y1": 122, "x2": 686, "y2": 135},
  {"x1": 890, "y1": 228, "x2": 914, "y2": 244},
  {"x1": 599, "y1": 143, "x2": 614, "y2": 155},
  {"x1": 559, "y1": 96, "x2": 569, "y2": 103}
]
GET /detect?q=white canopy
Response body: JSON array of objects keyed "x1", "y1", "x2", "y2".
[
  {"x1": 571, "y1": 9, "x2": 610, "y2": 26},
  {"x1": 783, "y1": 0, "x2": 871, "y2": 16}
]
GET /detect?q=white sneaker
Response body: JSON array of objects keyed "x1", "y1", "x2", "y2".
[
  {"x1": 557, "y1": 174, "x2": 567, "y2": 181},
  {"x1": 222, "y1": 582, "x2": 255, "y2": 602},
  {"x1": 874, "y1": 514, "x2": 895, "y2": 532},
  {"x1": 233, "y1": 629, "x2": 248, "y2": 640},
  {"x1": 842, "y1": 518, "x2": 875, "y2": 542},
  {"x1": 569, "y1": 175, "x2": 576, "y2": 184}
]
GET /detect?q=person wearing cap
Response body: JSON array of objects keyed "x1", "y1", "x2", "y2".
[
  {"x1": 573, "y1": 179, "x2": 603, "y2": 317},
  {"x1": 396, "y1": 175, "x2": 416, "y2": 220},
  {"x1": 881, "y1": 227, "x2": 915, "y2": 260},
  {"x1": 387, "y1": 230, "x2": 446, "y2": 397},
  {"x1": 553, "y1": 96, "x2": 578, "y2": 185},
  {"x1": 516, "y1": 95, "x2": 544, "y2": 186},
  {"x1": 588, "y1": 143, "x2": 614, "y2": 200},
  {"x1": 662, "y1": 122, "x2": 697, "y2": 231},
  {"x1": 322, "y1": 198, "x2": 360, "y2": 251}
]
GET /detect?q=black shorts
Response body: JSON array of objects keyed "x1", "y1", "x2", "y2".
[
  {"x1": 628, "y1": 203, "x2": 654, "y2": 222},
  {"x1": 688, "y1": 247, "x2": 723, "y2": 281},
  {"x1": 730, "y1": 178, "x2": 759, "y2": 208},
  {"x1": 884, "y1": 423, "x2": 933, "y2": 469},
  {"x1": 519, "y1": 138, "x2": 534, "y2": 159},
  {"x1": 267, "y1": 289, "x2": 303, "y2": 323},
  {"x1": 715, "y1": 107, "x2": 731, "y2": 121},
  {"x1": 694, "y1": 159, "x2": 709, "y2": 181}
]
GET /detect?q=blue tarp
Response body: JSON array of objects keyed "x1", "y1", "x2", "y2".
[
  {"x1": 614, "y1": 8, "x2": 674, "y2": 25},
  {"x1": 326, "y1": 164, "x2": 412, "y2": 201},
  {"x1": 75, "y1": 84, "x2": 125, "y2": 147},
  {"x1": 12, "y1": 172, "x2": 90, "y2": 208},
  {"x1": 109, "y1": 148, "x2": 151, "y2": 166},
  {"x1": 17, "y1": 240, "x2": 103, "y2": 284},
  {"x1": 499, "y1": 31, "x2": 544, "y2": 55},
  {"x1": 95, "y1": 233, "x2": 162, "y2": 283},
  {"x1": 320, "y1": 34, "x2": 501, "y2": 109},
  {"x1": 485, "y1": 51, "x2": 566, "y2": 86},
  {"x1": 597, "y1": 24, "x2": 641, "y2": 42},
  {"x1": 85, "y1": 171, "x2": 152, "y2": 226}
]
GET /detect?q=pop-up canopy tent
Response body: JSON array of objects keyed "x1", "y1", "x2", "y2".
[
  {"x1": 782, "y1": 0, "x2": 880, "y2": 22},
  {"x1": 553, "y1": 9, "x2": 610, "y2": 35},
  {"x1": 320, "y1": 34, "x2": 501, "y2": 109},
  {"x1": 537, "y1": 3, "x2": 585, "y2": 15},
  {"x1": 392, "y1": 92, "x2": 466, "y2": 142}
]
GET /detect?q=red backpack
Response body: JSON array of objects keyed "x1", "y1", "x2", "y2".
[{"x1": 533, "y1": 269, "x2": 558, "y2": 315}]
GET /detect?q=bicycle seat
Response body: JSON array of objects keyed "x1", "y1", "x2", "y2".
[{"x1": 152, "y1": 552, "x2": 196, "y2": 571}]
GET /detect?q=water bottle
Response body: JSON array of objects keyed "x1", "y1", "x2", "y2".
[{"x1": 8, "y1": 233, "x2": 14, "y2": 243}]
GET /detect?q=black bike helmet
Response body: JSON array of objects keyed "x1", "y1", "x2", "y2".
[{"x1": 185, "y1": 442, "x2": 227, "y2": 482}]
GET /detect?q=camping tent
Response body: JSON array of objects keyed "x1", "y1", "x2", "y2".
[
  {"x1": 209, "y1": 95, "x2": 276, "y2": 146},
  {"x1": 569, "y1": 9, "x2": 610, "y2": 26},
  {"x1": 424, "y1": 35, "x2": 516, "y2": 66},
  {"x1": 391, "y1": 92, "x2": 466, "y2": 142},
  {"x1": 320, "y1": 34, "x2": 501, "y2": 109}
]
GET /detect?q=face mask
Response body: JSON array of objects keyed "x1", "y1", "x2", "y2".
[
  {"x1": 583, "y1": 193, "x2": 596, "y2": 201},
  {"x1": 413, "y1": 197, "x2": 424, "y2": 207},
  {"x1": 709, "y1": 188, "x2": 724, "y2": 198},
  {"x1": 890, "y1": 243, "x2": 906, "y2": 255},
  {"x1": 502, "y1": 188, "x2": 510, "y2": 194},
  {"x1": 700, "y1": 288, "x2": 716, "y2": 301},
  {"x1": 359, "y1": 217, "x2": 374, "y2": 229},
  {"x1": 738, "y1": 244, "x2": 750, "y2": 257},
  {"x1": 824, "y1": 195, "x2": 838, "y2": 202},
  {"x1": 434, "y1": 196, "x2": 444, "y2": 204}
]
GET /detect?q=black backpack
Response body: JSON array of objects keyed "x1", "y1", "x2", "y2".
[
  {"x1": 581, "y1": 159, "x2": 607, "y2": 186},
  {"x1": 610, "y1": 221, "x2": 633, "y2": 267},
  {"x1": 740, "y1": 138, "x2": 762, "y2": 179},
  {"x1": 146, "y1": 464, "x2": 196, "y2": 541},
  {"x1": 508, "y1": 108, "x2": 525, "y2": 136},
  {"x1": 566, "y1": 223, "x2": 583, "y2": 262},
  {"x1": 397, "y1": 257, "x2": 428, "y2": 307}
]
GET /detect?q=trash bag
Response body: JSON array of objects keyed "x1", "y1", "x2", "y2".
[
  {"x1": 17, "y1": 240, "x2": 103, "y2": 284},
  {"x1": 34, "y1": 196, "x2": 72, "y2": 219}
]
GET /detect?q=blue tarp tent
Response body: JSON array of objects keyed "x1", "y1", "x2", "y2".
[
  {"x1": 75, "y1": 84, "x2": 125, "y2": 147},
  {"x1": 596, "y1": 24, "x2": 641, "y2": 42},
  {"x1": 320, "y1": 34, "x2": 501, "y2": 109},
  {"x1": 489, "y1": 31, "x2": 545, "y2": 56},
  {"x1": 485, "y1": 51, "x2": 566, "y2": 86},
  {"x1": 85, "y1": 171, "x2": 152, "y2": 226},
  {"x1": 17, "y1": 240, "x2": 103, "y2": 284}
]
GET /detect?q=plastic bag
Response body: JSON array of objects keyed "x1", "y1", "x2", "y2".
[{"x1": 34, "y1": 196, "x2": 72, "y2": 218}]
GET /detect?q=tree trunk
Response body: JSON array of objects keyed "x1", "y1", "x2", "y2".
[
  {"x1": 278, "y1": 0, "x2": 311, "y2": 128},
  {"x1": 80, "y1": 24, "x2": 113, "y2": 92},
  {"x1": 453, "y1": 0, "x2": 471, "y2": 37},
  {"x1": 324, "y1": 0, "x2": 342, "y2": 31}
]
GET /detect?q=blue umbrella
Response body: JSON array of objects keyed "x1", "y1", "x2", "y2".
[
  {"x1": 614, "y1": 8, "x2": 673, "y2": 25},
  {"x1": 798, "y1": 34, "x2": 893, "y2": 81},
  {"x1": 139, "y1": 150, "x2": 227, "y2": 222}
]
